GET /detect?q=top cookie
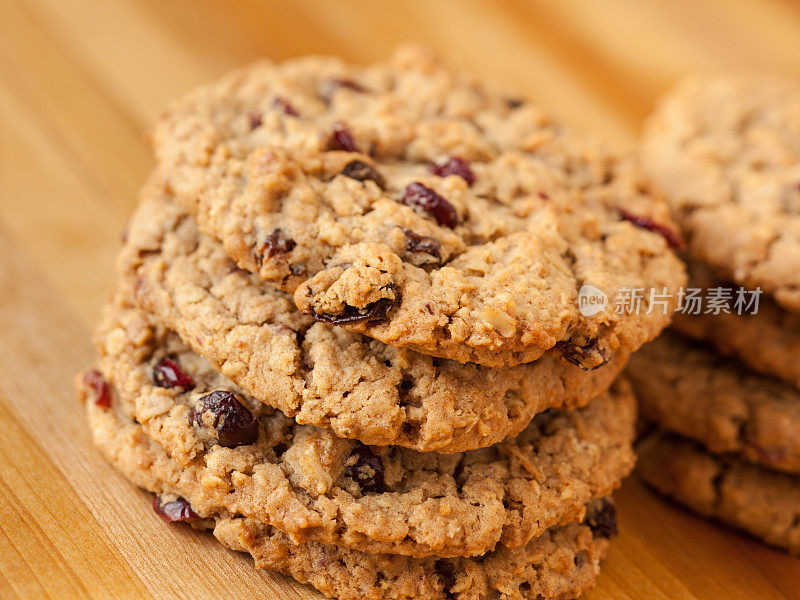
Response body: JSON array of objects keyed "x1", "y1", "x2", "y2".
[
  {"x1": 153, "y1": 45, "x2": 685, "y2": 367},
  {"x1": 642, "y1": 75, "x2": 800, "y2": 312}
]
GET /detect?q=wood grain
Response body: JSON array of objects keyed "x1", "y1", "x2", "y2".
[{"x1": 1, "y1": 0, "x2": 798, "y2": 598}]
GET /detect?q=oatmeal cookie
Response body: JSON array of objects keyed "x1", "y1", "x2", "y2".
[
  {"x1": 642, "y1": 75, "x2": 800, "y2": 312},
  {"x1": 673, "y1": 261, "x2": 800, "y2": 390},
  {"x1": 638, "y1": 430, "x2": 800, "y2": 554},
  {"x1": 152, "y1": 45, "x2": 685, "y2": 366},
  {"x1": 628, "y1": 332, "x2": 800, "y2": 474}
]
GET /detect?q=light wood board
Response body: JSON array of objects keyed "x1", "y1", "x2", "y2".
[{"x1": 1, "y1": 0, "x2": 799, "y2": 598}]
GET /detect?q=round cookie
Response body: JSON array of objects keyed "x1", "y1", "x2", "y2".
[
  {"x1": 627, "y1": 332, "x2": 800, "y2": 474},
  {"x1": 152, "y1": 45, "x2": 685, "y2": 367},
  {"x1": 637, "y1": 431, "x2": 800, "y2": 555},
  {"x1": 642, "y1": 75, "x2": 800, "y2": 312},
  {"x1": 83, "y1": 394, "x2": 616, "y2": 600},
  {"x1": 673, "y1": 261, "x2": 800, "y2": 390},
  {"x1": 122, "y1": 183, "x2": 630, "y2": 453},
  {"x1": 80, "y1": 293, "x2": 636, "y2": 558}
]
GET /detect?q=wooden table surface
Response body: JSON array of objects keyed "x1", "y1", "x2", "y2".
[{"x1": 2, "y1": 0, "x2": 800, "y2": 598}]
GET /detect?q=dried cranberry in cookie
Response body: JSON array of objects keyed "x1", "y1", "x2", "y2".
[
  {"x1": 342, "y1": 443, "x2": 386, "y2": 494},
  {"x1": 272, "y1": 96, "x2": 299, "y2": 116},
  {"x1": 401, "y1": 182, "x2": 458, "y2": 228},
  {"x1": 403, "y1": 229, "x2": 442, "y2": 264},
  {"x1": 339, "y1": 160, "x2": 385, "y2": 188},
  {"x1": 555, "y1": 339, "x2": 610, "y2": 371},
  {"x1": 429, "y1": 156, "x2": 475, "y2": 186},
  {"x1": 584, "y1": 497, "x2": 618, "y2": 538},
  {"x1": 324, "y1": 123, "x2": 360, "y2": 152},
  {"x1": 260, "y1": 229, "x2": 296, "y2": 259},
  {"x1": 619, "y1": 209, "x2": 684, "y2": 249},
  {"x1": 192, "y1": 390, "x2": 259, "y2": 448},
  {"x1": 152, "y1": 357, "x2": 195, "y2": 390},
  {"x1": 152, "y1": 495, "x2": 199, "y2": 522},
  {"x1": 83, "y1": 368, "x2": 112, "y2": 408}
]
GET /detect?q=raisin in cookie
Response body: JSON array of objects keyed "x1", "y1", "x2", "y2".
[
  {"x1": 628, "y1": 333, "x2": 800, "y2": 474},
  {"x1": 638, "y1": 431, "x2": 800, "y2": 555},
  {"x1": 673, "y1": 261, "x2": 800, "y2": 390},
  {"x1": 122, "y1": 182, "x2": 628, "y2": 453},
  {"x1": 642, "y1": 75, "x2": 800, "y2": 312},
  {"x1": 80, "y1": 292, "x2": 636, "y2": 558},
  {"x1": 83, "y1": 393, "x2": 615, "y2": 600},
  {"x1": 152, "y1": 45, "x2": 685, "y2": 367}
]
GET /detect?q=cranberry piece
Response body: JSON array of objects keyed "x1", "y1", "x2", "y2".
[
  {"x1": 429, "y1": 156, "x2": 475, "y2": 186},
  {"x1": 152, "y1": 495, "x2": 198, "y2": 522},
  {"x1": 248, "y1": 111, "x2": 263, "y2": 130},
  {"x1": 152, "y1": 358, "x2": 195, "y2": 390},
  {"x1": 273, "y1": 96, "x2": 299, "y2": 117},
  {"x1": 403, "y1": 229, "x2": 442, "y2": 262},
  {"x1": 193, "y1": 390, "x2": 259, "y2": 448},
  {"x1": 340, "y1": 160, "x2": 385, "y2": 188},
  {"x1": 311, "y1": 297, "x2": 395, "y2": 326},
  {"x1": 619, "y1": 209, "x2": 684, "y2": 249},
  {"x1": 331, "y1": 78, "x2": 367, "y2": 93},
  {"x1": 401, "y1": 182, "x2": 458, "y2": 228},
  {"x1": 226, "y1": 260, "x2": 248, "y2": 274},
  {"x1": 321, "y1": 78, "x2": 368, "y2": 103},
  {"x1": 84, "y1": 369, "x2": 112, "y2": 409},
  {"x1": 325, "y1": 123, "x2": 361, "y2": 153},
  {"x1": 537, "y1": 191, "x2": 550, "y2": 200},
  {"x1": 573, "y1": 550, "x2": 589, "y2": 568},
  {"x1": 344, "y1": 442, "x2": 385, "y2": 494},
  {"x1": 555, "y1": 338, "x2": 610, "y2": 371},
  {"x1": 261, "y1": 229, "x2": 296, "y2": 259},
  {"x1": 585, "y1": 498, "x2": 618, "y2": 538},
  {"x1": 289, "y1": 263, "x2": 307, "y2": 276},
  {"x1": 757, "y1": 446, "x2": 788, "y2": 466}
]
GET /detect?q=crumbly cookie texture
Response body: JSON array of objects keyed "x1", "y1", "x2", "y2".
[
  {"x1": 83, "y1": 396, "x2": 615, "y2": 600},
  {"x1": 122, "y1": 184, "x2": 629, "y2": 453},
  {"x1": 642, "y1": 75, "x2": 800, "y2": 313},
  {"x1": 79, "y1": 293, "x2": 636, "y2": 558},
  {"x1": 152, "y1": 45, "x2": 685, "y2": 367},
  {"x1": 628, "y1": 332, "x2": 800, "y2": 474},
  {"x1": 673, "y1": 260, "x2": 800, "y2": 390},
  {"x1": 637, "y1": 431, "x2": 800, "y2": 555}
]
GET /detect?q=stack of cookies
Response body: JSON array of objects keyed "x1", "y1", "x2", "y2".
[
  {"x1": 632, "y1": 76, "x2": 800, "y2": 554},
  {"x1": 78, "y1": 46, "x2": 685, "y2": 599}
]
